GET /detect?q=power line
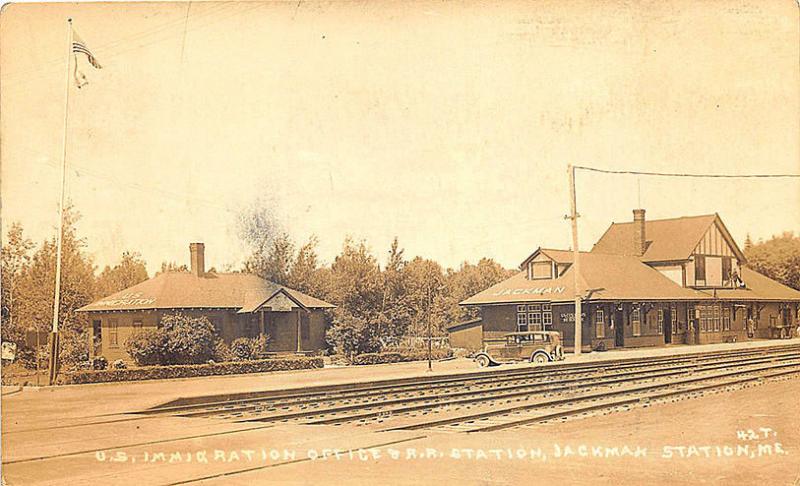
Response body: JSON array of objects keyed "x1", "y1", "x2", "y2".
[
  {"x1": 573, "y1": 165, "x2": 800, "y2": 178},
  {"x1": 2, "y1": 3, "x2": 231, "y2": 83},
  {"x1": 2, "y1": 2, "x2": 262, "y2": 90}
]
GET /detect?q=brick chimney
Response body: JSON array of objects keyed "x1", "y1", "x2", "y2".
[
  {"x1": 632, "y1": 209, "x2": 646, "y2": 256},
  {"x1": 189, "y1": 242, "x2": 205, "y2": 277}
]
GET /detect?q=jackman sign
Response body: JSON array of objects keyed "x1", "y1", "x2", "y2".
[
  {"x1": 94, "y1": 292, "x2": 156, "y2": 307},
  {"x1": 491, "y1": 286, "x2": 567, "y2": 297}
]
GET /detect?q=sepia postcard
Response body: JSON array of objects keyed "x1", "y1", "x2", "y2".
[{"x1": 1, "y1": 1, "x2": 799, "y2": 484}]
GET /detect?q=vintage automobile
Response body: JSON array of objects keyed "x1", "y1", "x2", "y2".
[{"x1": 474, "y1": 331, "x2": 564, "y2": 367}]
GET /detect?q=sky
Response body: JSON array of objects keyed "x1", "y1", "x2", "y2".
[{"x1": 1, "y1": 0, "x2": 798, "y2": 276}]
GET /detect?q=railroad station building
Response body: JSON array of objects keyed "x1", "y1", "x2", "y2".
[
  {"x1": 77, "y1": 243, "x2": 335, "y2": 363},
  {"x1": 451, "y1": 210, "x2": 800, "y2": 352}
]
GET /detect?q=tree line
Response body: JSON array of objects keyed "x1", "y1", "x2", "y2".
[
  {"x1": 235, "y1": 202, "x2": 516, "y2": 356},
  {"x1": 3, "y1": 202, "x2": 799, "y2": 365},
  {"x1": 0, "y1": 203, "x2": 514, "y2": 364},
  {"x1": 242, "y1": 233, "x2": 514, "y2": 356}
]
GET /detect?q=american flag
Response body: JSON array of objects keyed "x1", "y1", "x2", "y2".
[{"x1": 72, "y1": 28, "x2": 101, "y2": 88}]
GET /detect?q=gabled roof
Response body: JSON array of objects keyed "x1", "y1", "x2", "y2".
[
  {"x1": 704, "y1": 267, "x2": 800, "y2": 301},
  {"x1": 519, "y1": 247, "x2": 575, "y2": 269},
  {"x1": 591, "y1": 213, "x2": 745, "y2": 262},
  {"x1": 238, "y1": 287, "x2": 312, "y2": 314},
  {"x1": 462, "y1": 253, "x2": 709, "y2": 306},
  {"x1": 78, "y1": 272, "x2": 335, "y2": 312}
]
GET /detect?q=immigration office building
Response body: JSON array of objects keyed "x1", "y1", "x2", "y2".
[
  {"x1": 77, "y1": 243, "x2": 335, "y2": 363},
  {"x1": 450, "y1": 210, "x2": 800, "y2": 352}
]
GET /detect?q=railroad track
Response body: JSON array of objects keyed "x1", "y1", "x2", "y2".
[
  {"x1": 395, "y1": 361, "x2": 800, "y2": 433},
  {"x1": 138, "y1": 344, "x2": 800, "y2": 432},
  {"x1": 145, "y1": 344, "x2": 800, "y2": 414}
]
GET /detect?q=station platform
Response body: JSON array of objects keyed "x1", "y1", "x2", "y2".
[{"x1": 3, "y1": 338, "x2": 799, "y2": 427}]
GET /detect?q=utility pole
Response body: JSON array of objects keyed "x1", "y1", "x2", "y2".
[
  {"x1": 48, "y1": 18, "x2": 74, "y2": 386},
  {"x1": 567, "y1": 164, "x2": 582, "y2": 356},
  {"x1": 427, "y1": 283, "x2": 432, "y2": 372}
]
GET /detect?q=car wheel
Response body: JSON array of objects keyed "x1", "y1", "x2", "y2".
[
  {"x1": 531, "y1": 353, "x2": 548, "y2": 364},
  {"x1": 476, "y1": 355, "x2": 491, "y2": 368}
]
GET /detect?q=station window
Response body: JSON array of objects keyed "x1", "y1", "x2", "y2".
[
  {"x1": 542, "y1": 303, "x2": 553, "y2": 328},
  {"x1": 595, "y1": 309, "x2": 605, "y2": 338},
  {"x1": 704, "y1": 306, "x2": 711, "y2": 332},
  {"x1": 516, "y1": 311, "x2": 528, "y2": 332},
  {"x1": 696, "y1": 306, "x2": 706, "y2": 332},
  {"x1": 528, "y1": 304, "x2": 542, "y2": 331},
  {"x1": 696, "y1": 305, "x2": 722, "y2": 333},
  {"x1": 722, "y1": 307, "x2": 731, "y2": 331},
  {"x1": 657, "y1": 309, "x2": 664, "y2": 335},
  {"x1": 108, "y1": 319, "x2": 119, "y2": 347},
  {"x1": 631, "y1": 307, "x2": 641, "y2": 337},
  {"x1": 671, "y1": 306, "x2": 678, "y2": 334}
]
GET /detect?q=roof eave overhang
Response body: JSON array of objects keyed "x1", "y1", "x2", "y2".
[
  {"x1": 77, "y1": 306, "x2": 241, "y2": 313},
  {"x1": 249, "y1": 288, "x2": 311, "y2": 313}
]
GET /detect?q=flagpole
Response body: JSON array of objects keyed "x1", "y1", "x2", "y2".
[{"x1": 48, "y1": 18, "x2": 73, "y2": 386}]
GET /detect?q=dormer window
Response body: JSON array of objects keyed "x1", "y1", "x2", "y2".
[{"x1": 529, "y1": 261, "x2": 553, "y2": 279}]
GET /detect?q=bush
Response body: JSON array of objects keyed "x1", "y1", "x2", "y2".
[
  {"x1": 351, "y1": 352, "x2": 404, "y2": 365},
  {"x1": 230, "y1": 335, "x2": 270, "y2": 361},
  {"x1": 58, "y1": 330, "x2": 89, "y2": 370},
  {"x1": 325, "y1": 313, "x2": 381, "y2": 358},
  {"x1": 125, "y1": 329, "x2": 166, "y2": 366},
  {"x1": 350, "y1": 348, "x2": 452, "y2": 365},
  {"x1": 58, "y1": 356, "x2": 324, "y2": 385},
  {"x1": 92, "y1": 356, "x2": 108, "y2": 370},
  {"x1": 112, "y1": 359, "x2": 127, "y2": 369},
  {"x1": 160, "y1": 313, "x2": 217, "y2": 365},
  {"x1": 125, "y1": 313, "x2": 219, "y2": 366},
  {"x1": 212, "y1": 340, "x2": 232, "y2": 362},
  {"x1": 14, "y1": 347, "x2": 36, "y2": 370},
  {"x1": 402, "y1": 348, "x2": 452, "y2": 361}
]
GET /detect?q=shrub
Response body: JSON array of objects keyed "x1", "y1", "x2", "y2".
[
  {"x1": 229, "y1": 335, "x2": 270, "y2": 361},
  {"x1": 350, "y1": 348, "x2": 452, "y2": 365},
  {"x1": 351, "y1": 352, "x2": 404, "y2": 365},
  {"x1": 58, "y1": 356, "x2": 324, "y2": 385},
  {"x1": 112, "y1": 359, "x2": 127, "y2": 369},
  {"x1": 125, "y1": 329, "x2": 166, "y2": 366},
  {"x1": 160, "y1": 313, "x2": 217, "y2": 365},
  {"x1": 401, "y1": 348, "x2": 452, "y2": 361},
  {"x1": 124, "y1": 313, "x2": 219, "y2": 366},
  {"x1": 212, "y1": 340, "x2": 232, "y2": 362},
  {"x1": 92, "y1": 356, "x2": 108, "y2": 370},
  {"x1": 325, "y1": 313, "x2": 381, "y2": 358},
  {"x1": 58, "y1": 330, "x2": 89, "y2": 370},
  {"x1": 14, "y1": 348, "x2": 36, "y2": 370}
]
